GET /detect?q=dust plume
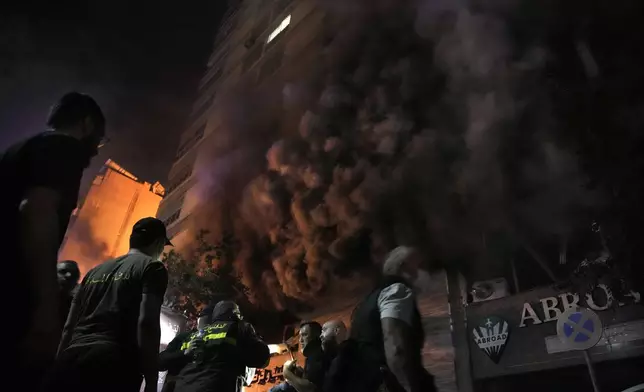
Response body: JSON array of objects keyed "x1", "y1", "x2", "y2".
[{"x1": 59, "y1": 213, "x2": 109, "y2": 276}]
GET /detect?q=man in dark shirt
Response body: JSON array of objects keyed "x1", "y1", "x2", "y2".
[
  {"x1": 0, "y1": 92, "x2": 106, "y2": 378},
  {"x1": 282, "y1": 321, "x2": 333, "y2": 392},
  {"x1": 57, "y1": 260, "x2": 81, "y2": 326},
  {"x1": 45, "y1": 217, "x2": 171, "y2": 392},
  {"x1": 170, "y1": 300, "x2": 270, "y2": 392}
]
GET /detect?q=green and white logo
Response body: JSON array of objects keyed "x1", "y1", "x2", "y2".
[{"x1": 472, "y1": 316, "x2": 510, "y2": 364}]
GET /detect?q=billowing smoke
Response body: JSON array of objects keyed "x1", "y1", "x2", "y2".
[
  {"x1": 60, "y1": 213, "x2": 109, "y2": 276},
  {"x1": 196, "y1": 0, "x2": 629, "y2": 308}
]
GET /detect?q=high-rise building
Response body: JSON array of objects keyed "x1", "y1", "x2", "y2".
[
  {"x1": 156, "y1": 0, "x2": 326, "y2": 249},
  {"x1": 157, "y1": 2, "x2": 459, "y2": 391},
  {"x1": 59, "y1": 159, "x2": 165, "y2": 275}
]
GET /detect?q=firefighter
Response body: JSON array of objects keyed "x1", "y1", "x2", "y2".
[
  {"x1": 173, "y1": 301, "x2": 270, "y2": 392},
  {"x1": 159, "y1": 306, "x2": 214, "y2": 392}
]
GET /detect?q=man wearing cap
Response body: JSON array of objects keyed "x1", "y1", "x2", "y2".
[{"x1": 46, "y1": 217, "x2": 171, "y2": 392}]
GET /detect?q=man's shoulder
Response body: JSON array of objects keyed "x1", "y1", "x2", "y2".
[
  {"x1": 378, "y1": 282, "x2": 413, "y2": 300},
  {"x1": 376, "y1": 282, "x2": 416, "y2": 325},
  {"x1": 120, "y1": 252, "x2": 164, "y2": 269},
  {"x1": 30, "y1": 131, "x2": 80, "y2": 147},
  {"x1": 84, "y1": 254, "x2": 161, "y2": 278}
]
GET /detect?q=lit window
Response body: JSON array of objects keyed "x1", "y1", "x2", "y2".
[{"x1": 266, "y1": 14, "x2": 291, "y2": 44}]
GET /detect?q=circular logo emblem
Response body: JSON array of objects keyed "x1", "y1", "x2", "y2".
[{"x1": 556, "y1": 307, "x2": 603, "y2": 351}]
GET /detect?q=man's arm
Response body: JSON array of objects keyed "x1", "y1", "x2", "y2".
[
  {"x1": 378, "y1": 283, "x2": 422, "y2": 392},
  {"x1": 240, "y1": 322, "x2": 271, "y2": 369},
  {"x1": 20, "y1": 187, "x2": 64, "y2": 358},
  {"x1": 283, "y1": 364, "x2": 317, "y2": 392},
  {"x1": 139, "y1": 293, "x2": 162, "y2": 390},
  {"x1": 138, "y1": 262, "x2": 168, "y2": 392},
  {"x1": 20, "y1": 134, "x2": 85, "y2": 360},
  {"x1": 58, "y1": 287, "x2": 83, "y2": 356},
  {"x1": 382, "y1": 318, "x2": 422, "y2": 392},
  {"x1": 158, "y1": 333, "x2": 190, "y2": 372}
]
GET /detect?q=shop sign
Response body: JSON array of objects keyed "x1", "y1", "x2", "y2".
[
  {"x1": 244, "y1": 352, "x2": 291, "y2": 392},
  {"x1": 472, "y1": 316, "x2": 511, "y2": 363},
  {"x1": 519, "y1": 284, "x2": 640, "y2": 328}
]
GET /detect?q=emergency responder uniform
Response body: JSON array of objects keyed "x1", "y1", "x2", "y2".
[{"x1": 171, "y1": 301, "x2": 270, "y2": 392}]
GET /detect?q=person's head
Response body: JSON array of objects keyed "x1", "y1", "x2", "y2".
[
  {"x1": 321, "y1": 320, "x2": 347, "y2": 348},
  {"x1": 197, "y1": 305, "x2": 214, "y2": 330},
  {"x1": 382, "y1": 246, "x2": 431, "y2": 293},
  {"x1": 211, "y1": 300, "x2": 243, "y2": 322},
  {"x1": 129, "y1": 217, "x2": 173, "y2": 260},
  {"x1": 47, "y1": 92, "x2": 107, "y2": 164},
  {"x1": 299, "y1": 321, "x2": 322, "y2": 353},
  {"x1": 57, "y1": 260, "x2": 80, "y2": 293}
]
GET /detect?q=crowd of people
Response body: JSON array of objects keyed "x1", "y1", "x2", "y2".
[{"x1": 1, "y1": 93, "x2": 437, "y2": 392}]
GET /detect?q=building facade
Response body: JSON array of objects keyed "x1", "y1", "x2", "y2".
[
  {"x1": 157, "y1": 0, "x2": 326, "y2": 250},
  {"x1": 59, "y1": 159, "x2": 165, "y2": 275}
]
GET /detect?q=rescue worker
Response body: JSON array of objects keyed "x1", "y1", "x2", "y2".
[
  {"x1": 159, "y1": 306, "x2": 215, "y2": 392},
  {"x1": 57, "y1": 260, "x2": 81, "y2": 326},
  {"x1": 47, "y1": 217, "x2": 171, "y2": 392},
  {"x1": 324, "y1": 246, "x2": 437, "y2": 392},
  {"x1": 173, "y1": 300, "x2": 270, "y2": 392}
]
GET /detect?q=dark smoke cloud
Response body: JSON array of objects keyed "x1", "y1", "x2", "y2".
[
  {"x1": 194, "y1": 0, "x2": 642, "y2": 308},
  {"x1": 61, "y1": 214, "x2": 109, "y2": 276}
]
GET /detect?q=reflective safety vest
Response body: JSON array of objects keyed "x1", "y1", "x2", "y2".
[{"x1": 180, "y1": 321, "x2": 237, "y2": 350}]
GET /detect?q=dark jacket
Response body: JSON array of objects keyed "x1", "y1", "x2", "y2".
[
  {"x1": 159, "y1": 331, "x2": 194, "y2": 392},
  {"x1": 171, "y1": 312, "x2": 270, "y2": 392},
  {"x1": 324, "y1": 277, "x2": 436, "y2": 392}
]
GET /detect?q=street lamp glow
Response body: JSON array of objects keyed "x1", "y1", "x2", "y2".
[{"x1": 267, "y1": 15, "x2": 291, "y2": 44}]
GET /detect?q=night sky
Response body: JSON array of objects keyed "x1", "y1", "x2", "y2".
[{"x1": 0, "y1": 1, "x2": 227, "y2": 193}]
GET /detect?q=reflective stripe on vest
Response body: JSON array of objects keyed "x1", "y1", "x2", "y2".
[{"x1": 204, "y1": 332, "x2": 237, "y2": 345}]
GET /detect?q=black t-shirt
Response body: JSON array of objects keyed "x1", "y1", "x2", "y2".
[
  {"x1": 67, "y1": 252, "x2": 168, "y2": 355},
  {"x1": 303, "y1": 340, "x2": 332, "y2": 389},
  {"x1": 174, "y1": 320, "x2": 270, "y2": 392},
  {"x1": 0, "y1": 132, "x2": 85, "y2": 337},
  {"x1": 1, "y1": 132, "x2": 85, "y2": 249}
]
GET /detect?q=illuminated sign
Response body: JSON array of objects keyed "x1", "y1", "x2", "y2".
[
  {"x1": 519, "y1": 285, "x2": 640, "y2": 328},
  {"x1": 267, "y1": 15, "x2": 291, "y2": 44},
  {"x1": 472, "y1": 316, "x2": 510, "y2": 363}
]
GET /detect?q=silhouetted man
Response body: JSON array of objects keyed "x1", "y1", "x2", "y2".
[
  {"x1": 46, "y1": 217, "x2": 171, "y2": 392},
  {"x1": 324, "y1": 246, "x2": 437, "y2": 392},
  {"x1": 172, "y1": 301, "x2": 270, "y2": 392},
  {"x1": 0, "y1": 92, "x2": 106, "y2": 379},
  {"x1": 57, "y1": 260, "x2": 81, "y2": 326}
]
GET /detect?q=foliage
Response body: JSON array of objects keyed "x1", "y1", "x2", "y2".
[{"x1": 163, "y1": 229, "x2": 248, "y2": 320}]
